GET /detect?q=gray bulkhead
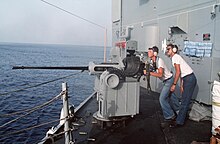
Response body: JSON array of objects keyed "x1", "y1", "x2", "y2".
[{"x1": 112, "y1": 0, "x2": 220, "y2": 105}]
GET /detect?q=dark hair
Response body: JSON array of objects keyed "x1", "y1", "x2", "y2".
[
  {"x1": 167, "y1": 43, "x2": 174, "y2": 48},
  {"x1": 152, "y1": 46, "x2": 159, "y2": 53},
  {"x1": 167, "y1": 43, "x2": 178, "y2": 53},
  {"x1": 173, "y1": 44, "x2": 178, "y2": 50}
]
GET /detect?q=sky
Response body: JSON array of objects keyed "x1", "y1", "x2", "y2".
[{"x1": 0, "y1": 0, "x2": 112, "y2": 46}]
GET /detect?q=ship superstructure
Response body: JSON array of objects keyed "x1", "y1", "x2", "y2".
[
  {"x1": 112, "y1": 0, "x2": 220, "y2": 105},
  {"x1": 4, "y1": 0, "x2": 220, "y2": 143},
  {"x1": 39, "y1": 0, "x2": 220, "y2": 143}
]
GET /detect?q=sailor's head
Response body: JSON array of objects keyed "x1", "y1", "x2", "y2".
[
  {"x1": 148, "y1": 46, "x2": 158, "y2": 58},
  {"x1": 166, "y1": 43, "x2": 178, "y2": 56}
]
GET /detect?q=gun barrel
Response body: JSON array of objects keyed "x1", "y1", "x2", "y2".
[{"x1": 12, "y1": 66, "x2": 88, "y2": 71}]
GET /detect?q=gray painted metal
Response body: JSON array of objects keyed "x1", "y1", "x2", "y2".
[
  {"x1": 112, "y1": 0, "x2": 220, "y2": 104},
  {"x1": 61, "y1": 83, "x2": 73, "y2": 144},
  {"x1": 97, "y1": 79, "x2": 140, "y2": 118}
]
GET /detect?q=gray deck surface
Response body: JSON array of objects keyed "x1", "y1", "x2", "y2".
[{"x1": 54, "y1": 87, "x2": 211, "y2": 144}]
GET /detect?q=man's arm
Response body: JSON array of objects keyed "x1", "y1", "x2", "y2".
[
  {"x1": 170, "y1": 63, "x2": 180, "y2": 92},
  {"x1": 180, "y1": 78, "x2": 184, "y2": 93},
  {"x1": 150, "y1": 67, "x2": 163, "y2": 78}
]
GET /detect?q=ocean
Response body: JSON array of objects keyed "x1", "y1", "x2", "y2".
[{"x1": 0, "y1": 43, "x2": 107, "y2": 143}]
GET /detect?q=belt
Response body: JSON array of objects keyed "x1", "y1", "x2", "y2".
[
  {"x1": 182, "y1": 73, "x2": 194, "y2": 79},
  {"x1": 163, "y1": 76, "x2": 172, "y2": 83}
]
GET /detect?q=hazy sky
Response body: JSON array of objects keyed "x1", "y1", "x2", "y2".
[{"x1": 0, "y1": 0, "x2": 112, "y2": 46}]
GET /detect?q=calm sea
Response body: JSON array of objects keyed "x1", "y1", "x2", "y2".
[{"x1": 0, "y1": 43, "x2": 107, "y2": 143}]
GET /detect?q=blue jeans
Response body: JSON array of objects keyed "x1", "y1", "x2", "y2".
[
  {"x1": 160, "y1": 76, "x2": 180, "y2": 119},
  {"x1": 176, "y1": 73, "x2": 197, "y2": 125}
]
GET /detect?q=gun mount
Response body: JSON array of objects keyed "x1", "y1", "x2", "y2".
[{"x1": 13, "y1": 40, "x2": 149, "y2": 122}]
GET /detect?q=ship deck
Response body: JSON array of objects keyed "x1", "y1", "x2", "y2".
[{"x1": 53, "y1": 87, "x2": 211, "y2": 144}]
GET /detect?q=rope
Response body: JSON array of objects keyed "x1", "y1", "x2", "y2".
[
  {"x1": 0, "y1": 72, "x2": 81, "y2": 96},
  {"x1": 36, "y1": 112, "x2": 88, "y2": 143},
  {"x1": 0, "y1": 91, "x2": 64, "y2": 128},
  {"x1": 36, "y1": 127, "x2": 75, "y2": 144},
  {"x1": 0, "y1": 91, "x2": 65, "y2": 117},
  {"x1": 40, "y1": 0, "x2": 105, "y2": 29},
  {"x1": 0, "y1": 117, "x2": 67, "y2": 137}
]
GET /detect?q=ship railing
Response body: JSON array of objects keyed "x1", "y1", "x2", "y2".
[
  {"x1": 0, "y1": 81, "x2": 78, "y2": 144},
  {"x1": 0, "y1": 91, "x2": 64, "y2": 128},
  {"x1": 0, "y1": 72, "x2": 81, "y2": 96}
]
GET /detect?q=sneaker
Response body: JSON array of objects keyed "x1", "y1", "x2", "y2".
[
  {"x1": 160, "y1": 121, "x2": 170, "y2": 129},
  {"x1": 175, "y1": 110, "x2": 179, "y2": 115},
  {"x1": 164, "y1": 115, "x2": 176, "y2": 122},
  {"x1": 169, "y1": 121, "x2": 183, "y2": 128}
]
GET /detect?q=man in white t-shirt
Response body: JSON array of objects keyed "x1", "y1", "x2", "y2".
[
  {"x1": 147, "y1": 46, "x2": 180, "y2": 123},
  {"x1": 166, "y1": 44, "x2": 197, "y2": 127}
]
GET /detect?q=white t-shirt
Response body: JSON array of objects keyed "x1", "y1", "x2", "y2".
[
  {"x1": 157, "y1": 57, "x2": 172, "y2": 81},
  {"x1": 171, "y1": 54, "x2": 193, "y2": 78}
]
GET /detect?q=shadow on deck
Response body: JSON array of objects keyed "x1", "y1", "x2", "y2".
[{"x1": 57, "y1": 87, "x2": 211, "y2": 144}]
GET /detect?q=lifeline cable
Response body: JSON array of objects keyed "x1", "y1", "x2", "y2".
[
  {"x1": 0, "y1": 116, "x2": 68, "y2": 137},
  {"x1": 40, "y1": 0, "x2": 108, "y2": 62},
  {"x1": 36, "y1": 127, "x2": 75, "y2": 144},
  {"x1": 0, "y1": 90, "x2": 65, "y2": 117},
  {"x1": 0, "y1": 91, "x2": 64, "y2": 128},
  {"x1": 40, "y1": 0, "x2": 105, "y2": 29},
  {"x1": 36, "y1": 113, "x2": 88, "y2": 143},
  {"x1": 0, "y1": 72, "x2": 81, "y2": 96}
]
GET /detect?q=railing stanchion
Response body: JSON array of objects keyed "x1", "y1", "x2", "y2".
[{"x1": 62, "y1": 82, "x2": 73, "y2": 144}]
